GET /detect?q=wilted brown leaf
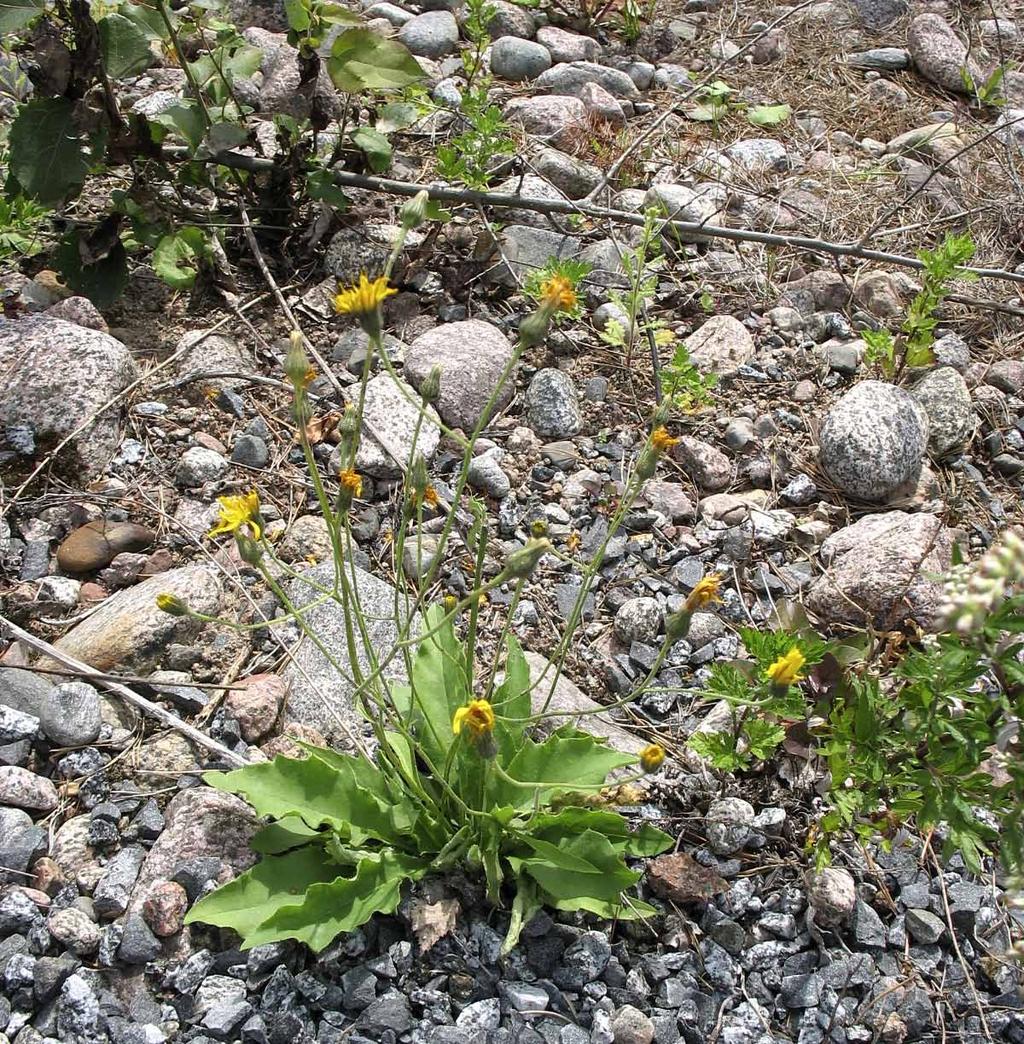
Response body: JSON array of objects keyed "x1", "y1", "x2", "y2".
[
  {"x1": 298, "y1": 410, "x2": 341, "y2": 446},
  {"x1": 409, "y1": 897, "x2": 459, "y2": 952}
]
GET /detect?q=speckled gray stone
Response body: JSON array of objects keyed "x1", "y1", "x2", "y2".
[
  {"x1": 0, "y1": 316, "x2": 137, "y2": 477},
  {"x1": 525, "y1": 369, "x2": 581, "y2": 438},
  {"x1": 534, "y1": 61, "x2": 640, "y2": 100},
  {"x1": 404, "y1": 320, "x2": 516, "y2": 432},
  {"x1": 818, "y1": 380, "x2": 928, "y2": 501},
  {"x1": 398, "y1": 11, "x2": 458, "y2": 57},
  {"x1": 910, "y1": 366, "x2": 974, "y2": 457}
]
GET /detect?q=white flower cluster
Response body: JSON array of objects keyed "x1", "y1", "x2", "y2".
[{"x1": 941, "y1": 528, "x2": 1024, "y2": 634}]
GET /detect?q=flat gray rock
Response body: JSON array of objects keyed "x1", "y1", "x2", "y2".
[
  {"x1": 911, "y1": 366, "x2": 975, "y2": 457},
  {"x1": 534, "y1": 61, "x2": 640, "y2": 100},
  {"x1": 281, "y1": 562, "x2": 419, "y2": 745}
]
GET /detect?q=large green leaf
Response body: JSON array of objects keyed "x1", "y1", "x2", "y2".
[
  {"x1": 251, "y1": 816, "x2": 323, "y2": 854},
  {"x1": 98, "y1": 13, "x2": 154, "y2": 79},
  {"x1": 394, "y1": 605, "x2": 469, "y2": 762},
  {"x1": 493, "y1": 636, "x2": 531, "y2": 722},
  {"x1": 243, "y1": 851, "x2": 426, "y2": 950},
  {"x1": 527, "y1": 808, "x2": 673, "y2": 857},
  {"x1": 509, "y1": 829, "x2": 640, "y2": 904},
  {"x1": 184, "y1": 845, "x2": 340, "y2": 940},
  {"x1": 0, "y1": 0, "x2": 46, "y2": 33},
  {"x1": 55, "y1": 232, "x2": 128, "y2": 308},
  {"x1": 327, "y1": 28, "x2": 424, "y2": 93},
  {"x1": 206, "y1": 753, "x2": 413, "y2": 844},
  {"x1": 152, "y1": 226, "x2": 210, "y2": 291},
  {"x1": 491, "y1": 732, "x2": 635, "y2": 809},
  {"x1": 9, "y1": 98, "x2": 89, "y2": 205},
  {"x1": 350, "y1": 126, "x2": 392, "y2": 173},
  {"x1": 120, "y1": 1, "x2": 174, "y2": 42}
]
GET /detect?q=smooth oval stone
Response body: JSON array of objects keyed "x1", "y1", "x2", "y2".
[{"x1": 56, "y1": 520, "x2": 155, "y2": 573}]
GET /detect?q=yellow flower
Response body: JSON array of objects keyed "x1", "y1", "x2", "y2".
[
  {"x1": 423, "y1": 485, "x2": 439, "y2": 508},
  {"x1": 684, "y1": 574, "x2": 723, "y2": 612},
  {"x1": 639, "y1": 744, "x2": 666, "y2": 773},
  {"x1": 339, "y1": 468, "x2": 363, "y2": 499},
  {"x1": 766, "y1": 647, "x2": 806, "y2": 687},
  {"x1": 333, "y1": 273, "x2": 397, "y2": 316},
  {"x1": 539, "y1": 274, "x2": 577, "y2": 313},
  {"x1": 650, "y1": 425, "x2": 680, "y2": 454},
  {"x1": 452, "y1": 699, "x2": 496, "y2": 739},
  {"x1": 566, "y1": 531, "x2": 581, "y2": 553},
  {"x1": 208, "y1": 491, "x2": 262, "y2": 540}
]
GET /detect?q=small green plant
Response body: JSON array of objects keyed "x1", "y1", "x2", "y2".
[
  {"x1": 683, "y1": 78, "x2": 790, "y2": 133},
  {"x1": 962, "y1": 64, "x2": 1006, "y2": 107},
  {"x1": 461, "y1": 0, "x2": 495, "y2": 84},
  {"x1": 0, "y1": 190, "x2": 49, "y2": 264},
  {"x1": 658, "y1": 340, "x2": 717, "y2": 413},
  {"x1": 618, "y1": 0, "x2": 648, "y2": 45},
  {"x1": 436, "y1": 82, "x2": 515, "y2": 189},
  {"x1": 863, "y1": 231, "x2": 976, "y2": 377},
  {"x1": 523, "y1": 257, "x2": 592, "y2": 321},
  {"x1": 689, "y1": 528, "x2": 1024, "y2": 876}
]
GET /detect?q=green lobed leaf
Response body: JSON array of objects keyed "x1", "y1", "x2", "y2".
[
  {"x1": 0, "y1": 0, "x2": 46, "y2": 33},
  {"x1": 327, "y1": 28, "x2": 424, "y2": 93},
  {"x1": 243, "y1": 850, "x2": 427, "y2": 950},
  {"x1": 509, "y1": 829, "x2": 640, "y2": 904},
  {"x1": 185, "y1": 845, "x2": 341, "y2": 940},
  {"x1": 747, "y1": 103, "x2": 791, "y2": 127},
  {"x1": 9, "y1": 98, "x2": 90, "y2": 205},
  {"x1": 527, "y1": 808, "x2": 672, "y2": 858},
  {"x1": 251, "y1": 816, "x2": 323, "y2": 855},
  {"x1": 98, "y1": 13, "x2": 154, "y2": 79},
  {"x1": 205, "y1": 752, "x2": 413, "y2": 844}
]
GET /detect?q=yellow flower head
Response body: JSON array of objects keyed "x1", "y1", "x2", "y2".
[
  {"x1": 334, "y1": 273, "x2": 397, "y2": 316},
  {"x1": 766, "y1": 647, "x2": 806, "y2": 687},
  {"x1": 208, "y1": 490, "x2": 262, "y2": 540},
  {"x1": 639, "y1": 743, "x2": 666, "y2": 773},
  {"x1": 684, "y1": 574, "x2": 723, "y2": 612},
  {"x1": 423, "y1": 485, "x2": 440, "y2": 508},
  {"x1": 339, "y1": 468, "x2": 363, "y2": 499},
  {"x1": 155, "y1": 593, "x2": 189, "y2": 617},
  {"x1": 539, "y1": 274, "x2": 577, "y2": 313},
  {"x1": 650, "y1": 425, "x2": 680, "y2": 454},
  {"x1": 452, "y1": 699, "x2": 496, "y2": 739}
]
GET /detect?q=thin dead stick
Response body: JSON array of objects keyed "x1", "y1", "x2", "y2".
[
  {"x1": 209, "y1": 154, "x2": 1024, "y2": 286},
  {"x1": 1, "y1": 615, "x2": 248, "y2": 768}
]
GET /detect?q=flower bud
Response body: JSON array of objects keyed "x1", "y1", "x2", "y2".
[
  {"x1": 408, "y1": 453, "x2": 428, "y2": 499},
  {"x1": 156, "y1": 593, "x2": 189, "y2": 617},
  {"x1": 501, "y1": 537, "x2": 552, "y2": 580},
  {"x1": 518, "y1": 304, "x2": 555, "y2": 349},
  {"x1": 635, "y1": 445, "x2": 658, "y2": 482},
  {"x1": 284, "y1": 330, "x2": 311, "y2": 387},
  {"x1": 400, "y1": 189, "x2": 431, "y2": 231},
  {"x1": 530, "y1": 518, "x2": 548, "y2": 539},
  {"x1": 235, "y1": 532, "x2": 264, "y2": 565},
  {"x1": 420, "y1": 365, "x2": 442, "y2": 404},
  {"x1": 664, "y1": 608, "x2": 693, "y2": 646}
]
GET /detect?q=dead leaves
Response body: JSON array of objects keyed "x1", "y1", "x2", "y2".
[{"x1": 409, "y1": 897, "x2": 459, "y2": 952}]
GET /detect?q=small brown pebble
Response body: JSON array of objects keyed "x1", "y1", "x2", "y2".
[
  {"x1": 142, "y1": 880, "x2": 189, "y2": 937},
  {"x1": 193, "y1": 432, "x2": 227, "y2": 454},
  {"x1": 646, "y1": 852, "x2": 728, "y2": 903},
  {"x1": 32, "y1": 857, "x2": 66, "y2": 896},
  {"x1": 261, "y1": 722, "x2": 327, "y2": 759},
  {"x1": 79, "y1": 582, "x2": 108, "y2": 603},
  {"x1": 56, "y1": 519, "x2": 156, "y2": 573},
  {"x1": 226, "y1": 674, "x2": 287, "y2": 743}
]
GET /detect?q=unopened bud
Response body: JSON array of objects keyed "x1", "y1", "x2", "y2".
[
  {"x1": 420, "y1": 365, "x2": 442, "y2": 404},
  {"x1": 664, "y1": 608, "x2": 693, "y2": 646},
  {"x1": 339, "y1": 405, "x2": 359, "y2": 438},
  {"x1": 518, "y1": 304, "x2": 555, "y2": 348},
  {"x1": 400, "y1": 189, "x2": 431, "y2": 231},
  {"x1": 284, "y1": 330, "x2": 311, "y2": 387},
  {"x1": 235, "y1": 532, "x2": 264, "y2": 565},
  {"x1": 635, "y1": 445, "x2": 658, "y2": 482},
  {"x1": 502, "y1": 537, "x2": 552, "y2": 580},
  {"x1": 408, "y1": 453, "x2": 428, "y2": 498},
  {"x1": 155, "y1": 593, "x2": 189, "y2": 616},
  {"x1": 530, "y1": 519, "x2": 548, "y2": 538}
]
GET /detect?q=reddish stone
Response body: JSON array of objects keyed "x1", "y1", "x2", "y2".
[
  {"x1": 141, "y1": 880, "x2": 189, "y2": 937},
  {"x1": 226, "y1": 674, "x2": 287, "y2": 742}
]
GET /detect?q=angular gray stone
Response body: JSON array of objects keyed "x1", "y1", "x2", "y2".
[
  {"x1": 490, "y1": 36, "x2": 551, "y2": 81},
  {"x1": 905, "y1": 907, "x2": 945, "y2": 944},
  {"x1": 0, "y1": 316, "x2": 137, "y2": 477},
  {"x1": 910, "y1": 366, "x2": 974, "y2": 456},
  {"x1": 533, "y1": 148, "x2": 603, "y2": 199},
  {"x1": 673, "y1": 437, "x2": 732, "y2": 492},
  {"x1": 536, "y1": 26, "x2": 601, "y2": 63},
  {"x1": 398, "y1": 11, "x2": 458, "y2": 58},
  {"x1": 0, "y1": 704, "x2": 39, "y2": 743},
  {"x1": 495, "y1": 224, "x2": 575, "y2": 286},
  {"x1": 805, "y1": 510, "x2": 955, "y2": 630},
  {"x1": 404, "y1": 320, "x2": 516, "y2": 432},
  {"x1": 522, "y1": 652, "x2": 643, "y2": 753},
  {"x1": 849, "y1": 0, "x2": 906, "y2": 28},
  {"x1": 525, "y1": 369, "x2": 581, "y2": 438},
  {"x1": 908, "y1": 14, "x2": 988, "y2": 95},
  {"x1": 535, "y1": 61, "x2": 640, "y2": 100},
  {"x1": 643, "y1": 183, "x2": 722, "y2": 241},
  {"x1": 504, "y1": 95, "x2": 589, "y2": 149},
  {"x1": 686, "y1": 315, "x2": 755, "y2": 376},
  {"x1": 847, "y1": 47, "x2": 910, "y2": 70},
  {"x1": 94, "y1": 845, "x2": 146, "y2": 919},
  {"x1": 53, "y1": 564, "x2": 223, "y2": 672},
  {"x1": 851, "y1": 898, "x2": 887, "y2": 949},
  {"x1": 338, "y1": 371, "x2": 441, "y2": 479},
  {"x1": 818, "y1": 380, "x2": 928, "y2": 501},
  {"x1": 281, "y1": 562, "x2": 419, "y2": 745}
]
